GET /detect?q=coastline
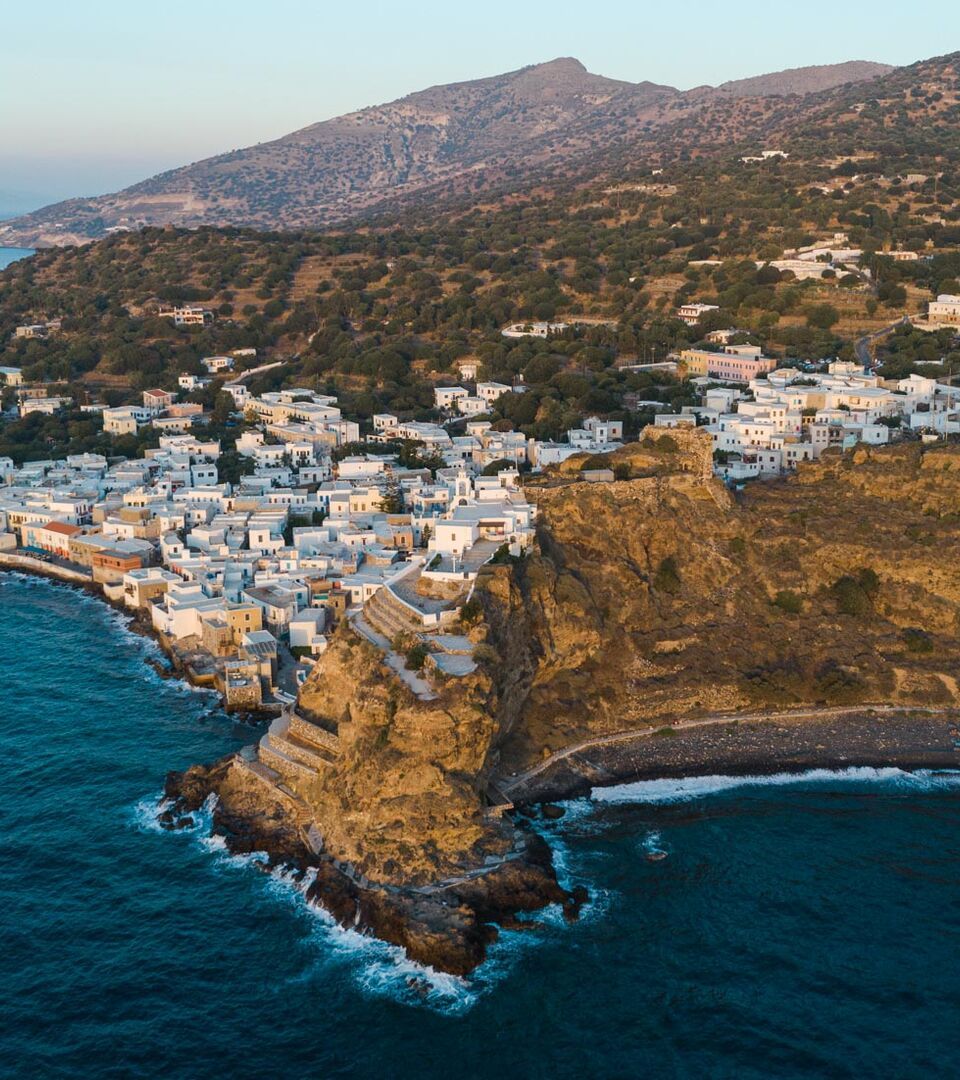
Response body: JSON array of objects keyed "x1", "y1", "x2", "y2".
[
  {"x1": 162, "y1": 702, "x2": 960, "y2": 975},
  {"x1": 6, "y1": 563, "x2": 960, "y2": 974},
  {"x1": 503, "y1": 709, "x2": 960, "y2": 806},
  {"x1": 0, "y1": 554, "x2": 273, "y2": 717}
]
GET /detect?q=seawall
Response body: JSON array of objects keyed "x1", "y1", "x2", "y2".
[{"x1": 0, "y1": 552, "x2": 96, "y2": 587}]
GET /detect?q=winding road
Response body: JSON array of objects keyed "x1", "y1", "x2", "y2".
[{"x1": 854, "y1": 316, "x2": 911, "y2": 368}]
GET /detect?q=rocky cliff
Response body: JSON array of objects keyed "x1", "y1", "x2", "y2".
[
  {"x1": 167, "y1": 434, "x2": 960, "y2": 972},
  {"x1": 488, "y1": 436, "x2": 960, "y2": 770}
]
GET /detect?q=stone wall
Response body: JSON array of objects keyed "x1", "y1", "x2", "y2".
[{"x1": 0, "y1": 552, "x2": 93, "y2": 585}]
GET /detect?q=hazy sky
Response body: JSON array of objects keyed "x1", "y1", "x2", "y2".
[{"x1": 3, "y1": 0, "x2": 960, "y2": 213}]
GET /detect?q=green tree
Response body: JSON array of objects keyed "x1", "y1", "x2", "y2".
[
  {"x1": 378, "y1": 478, "x2": 404, "y2": 514},
  {"x1": 806, "y1": 304, "x2": 839, "y2": 330}
]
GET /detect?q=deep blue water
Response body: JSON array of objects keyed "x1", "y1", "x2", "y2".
[
  {"x1": 0, "y1": 246, "x2": 35, "y2": 269},
  {"x1": 2, "y1": 575, "x2": 959, "y2": 1079}
]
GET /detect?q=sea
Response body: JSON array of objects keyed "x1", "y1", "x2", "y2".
[
  {"x1": 2, "y1": 573, "x2": 959, "y2": 1080},
  {"x1": 0, "y1": 246, "x2": 34, "y2": 270}
]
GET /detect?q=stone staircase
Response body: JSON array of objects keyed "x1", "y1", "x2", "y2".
[{"x1": 257, "y1": 709, "x2": 340, "y2": 786}]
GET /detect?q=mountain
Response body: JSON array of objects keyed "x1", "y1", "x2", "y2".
[
  {"x1": 709, "y1": 60, "x2": 891, "y2": 99},
  {"x1": 0, "y1": 57, "x2": 894, "y2": 247}
]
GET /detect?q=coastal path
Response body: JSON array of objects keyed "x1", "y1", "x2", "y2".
[{"x1": 497, "y1": 703, "x2": 959, "y2": 799}]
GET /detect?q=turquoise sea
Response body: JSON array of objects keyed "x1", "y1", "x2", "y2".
[{"x1": 2, "y1": 574, "x2": 959, "y2": 1079}]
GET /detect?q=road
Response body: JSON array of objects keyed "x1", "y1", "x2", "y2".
[
  {"x1": 498, "y1": 702, "x2": 958, "y2": 797},
  {"x1": 854, "y1": 316, "x2": 910, "y2": 367},
  {"x1": 225, "y1": 359, "x2": 286, "y2": 385}
]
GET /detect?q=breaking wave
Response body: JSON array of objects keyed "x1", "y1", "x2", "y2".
[{"x1": 590, "y1": 766, "x2": 960, "y2": 805}]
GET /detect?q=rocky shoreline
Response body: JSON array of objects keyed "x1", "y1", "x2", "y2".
[
  {"x1": 8, "y1": 560, "x2": 960, "y2": 978},
  {"x1": 158, "y1": 705, "x2": 960, "y2": 976},
  {"x1": 504, "y1": 709, "x2": 960, "y2": 805},
  {"x1": 162, "y1": 755, "x2": 584, "y2": 976}
]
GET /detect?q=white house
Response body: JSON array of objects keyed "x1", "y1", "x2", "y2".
[
  {"x1": 434, "y1": 386, "x2": 470, "y2": 410},
  {"x1": 928, "y1": 295, "x2": 960, "y2": 327},
  {"x1": 456, "y1": 396, "x2": 488, "y2": 417},
  {"x1": 178, "y1": 374, "x2": 212, "y2": 391},
  {"x1": 476, "y1": 381, "x2": 511, "y2": 405},
  {"x1": 103, "y1": 406, "x2": 150, "y2": 435},
  {"x1": 158, "y1": 305, "x2": 213, "y2": 327},
  {"x1": 677, "y1": 302, "x2": 719, "y2": 326},
  {"x1": 289, "y1": 608, "x2": 327, "y2": 654},
  {"x1": 202, "y1": 355, "x2": 234, "y2": 374}
]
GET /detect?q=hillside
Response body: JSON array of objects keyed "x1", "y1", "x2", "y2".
[
  {"x1": 0, "y1": 57, "x2": 891, "y2": 247},
  {"x1": 4, "y1": 111, "x2": 960, "y2": 468}
]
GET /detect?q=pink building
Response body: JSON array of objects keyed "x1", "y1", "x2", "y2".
[
  {"x1": 143, "y1": 388, "x2": 176, "y2": 411},
  {"x1": 704, "y1": 353, "x2": 777, "y2": 382}
]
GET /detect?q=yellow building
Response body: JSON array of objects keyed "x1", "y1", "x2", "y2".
[{"x1": 225, "y1": 602, "x2": 263, "y2": 644}]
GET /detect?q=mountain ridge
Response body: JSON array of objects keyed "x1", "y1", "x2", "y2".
[{"x1": 1, "y1": 57, "x2": 894, "y2": 247}]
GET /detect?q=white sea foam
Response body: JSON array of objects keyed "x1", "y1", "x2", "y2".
[
  {"x1": 590, "y1": 766, "x2": 960, "y2": 805},
  {"x1": 138, "y1": 794, "x2": 483, "y2": 1012},
  {"x1": 264, "y1": 863, "x2": 483, "y2": 1013},
  {"x1": 130, "y1": 793, "x2": 174, "y2": 834},
  {"x1": 642, "y1": 829, "x2": 669, "y2": 858},
  {"x1": 129, "y1": 791, "x2": 217, "y2": 836}
]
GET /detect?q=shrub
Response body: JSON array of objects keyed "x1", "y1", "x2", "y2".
[
  {"x1": 646, "y1": 434, "x2": 678, "y2": 453},
  {"x1": 459, "y1": 597, "x2": 484, "y2": 626},
  {"x1": 613, "y1": 463, "x2": 632, "y2": 481},
  {"x1": 482, "y1": 457, "x2": 515, "y2": 476},
  {"x1": 772, "y1": 590, "x2": 803, "y2": 614},
  {"x1": 729, "y1": 536, "x2": 746, "y2": 555},
  {"x1": 405, "y1": 643, "x2": 429, "y2": 671},
  {"x1": 490, "y1": 543, "x2": 512, "y2": 564},
  {"x1": 472, "y1": 642, "x2": 500, "y2": 666},
  {"x1": 806, "y1": 303, "x2": 839, "y2": 329},
  {"x1": 857, "y1": 567, "x2": 880, "y2": 598},
  {"x1": 831, "y1": 574, "x2": 873, "y2": 617},
  {"x1": 654, "y1": 556, "x2": 681, "y2": 594},
  {"x1": 814, "y1": 659, "x2": 865, "y2": 702},
  {"x1": 902, "y1": 627, "x2": 933, "y2": 653}
]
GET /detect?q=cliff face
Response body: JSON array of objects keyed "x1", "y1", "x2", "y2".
[
  {"x1": 484, "y1": 438, "x2": 960, "y2": 773},
  {"x1": 294, "y1": 632, "x2": 507, "y2": 884},
  {"x1": 233, "y1": 433, "x2": 960, "y2": 880}
]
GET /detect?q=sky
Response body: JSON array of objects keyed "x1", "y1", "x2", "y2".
[{"x1": 2, "y1": 0, "x2": 960, "y2": 215}]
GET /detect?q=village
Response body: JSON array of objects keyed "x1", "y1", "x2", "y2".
[
  {"x1": 2, "y1": 288, "x2": 960, "y2": 717},
  {"x1": 0, "y1": 368, "x2": 545, "y2": 716}
]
